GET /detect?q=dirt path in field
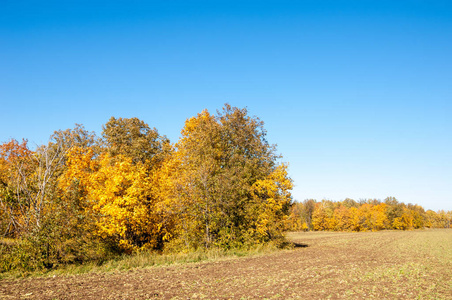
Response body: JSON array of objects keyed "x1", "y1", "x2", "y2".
[{"x1": 1, "y1": 231, "x2": 451, "y2": 299}]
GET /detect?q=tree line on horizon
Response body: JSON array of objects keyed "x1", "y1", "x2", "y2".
[
  {"x1": 0, "y1": 104, "x2": 293, "y2": 271},
  {"x1": 285, "y1": 197, "x2": 451, "y2": 232}
]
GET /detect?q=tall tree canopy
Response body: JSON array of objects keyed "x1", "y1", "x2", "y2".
[
  {"x1": 166, "y1": 104, "x2": 292, "y2": 249},
  {"x1": 101, "y1": 117, "x2": 169, "y2": 165}
]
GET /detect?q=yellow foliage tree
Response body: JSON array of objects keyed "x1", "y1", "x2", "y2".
[
  {"x1": 60, "y1": 147, "x2": 168, "y2": 252},
  {"x1": 250, "y1": 164, "x2": 293, "y2": 241},
  {"x1": 348, "y1": 206, "x2": 364, "y2": 232},
  {"x1": 392, "y1": 207, "x2": 414, "y2": 230},
  {"x1": 0, "y1": 139, "x2": 35, "y2": 235},
  {"x1": 332, "y1": 205, "x2": 351, "y2": 231},
  {"x1": 370, "y1": 203, "x2": 389, "y2": 231},
  {"x1": 285, "y1": 202, "x2": 309, "y2": 231},
  {"x1": 312, "y1": 202, "x2": 333, "y2": 231},
  {"x1": 360, "y1": 203, "x2": 389, "y2": 231},
  {"x1": 163, "y1": 105, "x2": 293, "y2": 249}
]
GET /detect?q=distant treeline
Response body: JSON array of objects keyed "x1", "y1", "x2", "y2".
[
  {"x1": 286, "y1": 198, "x2": 451, "y2": 232},
  {"x1": 0, "y1": 104, "x2": 292, "y2": 272}
]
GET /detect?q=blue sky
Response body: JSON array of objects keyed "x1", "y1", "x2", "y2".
[{"x1": 1, "y1": 1, "x2": 451, "y2": 211}]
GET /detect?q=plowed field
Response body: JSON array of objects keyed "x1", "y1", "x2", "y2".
[{"x1": 1, "y1": 229, "x2": 451, "y2": 299}]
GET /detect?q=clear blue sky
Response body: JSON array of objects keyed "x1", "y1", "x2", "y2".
[{"x1": 1, "y1": 1, "x2": 451, "y2": 211}]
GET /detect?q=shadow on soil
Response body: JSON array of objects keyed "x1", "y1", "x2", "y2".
[{"x1": 292, "y1": 242, "x2": 309, "y2": 248}]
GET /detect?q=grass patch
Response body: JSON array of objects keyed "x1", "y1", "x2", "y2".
[{"x1": 0, "y1": 242, "x2": 282, "y2": 279}]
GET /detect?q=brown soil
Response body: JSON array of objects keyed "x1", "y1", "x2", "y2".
[{"x1": 1, "y1": 230, "x2": 451, "y2": 299}]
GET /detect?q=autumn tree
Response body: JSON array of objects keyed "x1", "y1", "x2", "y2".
[
  {"x1": 311, "y1": 201, "x2": 334, "y2": 231},
  {"x1": 286, "y1": 201, "x2": 310, "y2": 231},
  {"x1": 348, "y1": 206, "x2": 364, "y2": 231},
  {"x1": 0, "y1": 138, "x2": 67, "y2": 237},
  {"x1": 332, "y1": 205, "x2": 351, "y2": 231},
  {"x1": 303, "y1": 199, "x2": 316, "y2": 230},
  {"x1": 0, "y1": 139, "x2": 35, "y2": 236},
  {"x1": 86, "y1": 154, "x2": 164, "y2": 251},
  {"x1": 101, "y1": 117, "x2": 169, "y2": 165},
  {"x1": 342, "y1": 198, "x2": 359, "y2": 208},
  {"x1": 249, "y1": 164, "x2": 293, "y2": 241},
  {"x1": 360, "y1": 203, "x2": 388, "y2": 231},
  {"x1": 425, "y1": 210, "x2": 451, "y2": 228},
  {"x1": 58, "y1": 118, "x2": 171, "y2": 252},
  {"x1": 166, "y1": 105, "x2": 292, "y2": 249}
]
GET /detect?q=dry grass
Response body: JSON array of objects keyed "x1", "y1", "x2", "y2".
[{"x1": 0, "y1": 242, "x2": 281, "y2": 279}]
